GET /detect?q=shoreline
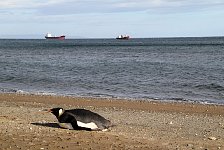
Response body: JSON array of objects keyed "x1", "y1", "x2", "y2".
[
  {"x1": 1, "y1": 93, "x2": 224, "y2": 115},
  {"x1": 5, "y1": 89, "x2": 224, "y2": 105},
  {"x1": 0, "y1": 93, "x2": 224, "y2": 149}
]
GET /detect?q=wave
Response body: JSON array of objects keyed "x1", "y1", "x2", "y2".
[
  {"x1": 0, "y1": 88, "x2": 57, "y2": 96},
  {"x1": 195, "y1": 83, "x2": 224, "y2": 92},
  {"x1": 0, "y1": 88, "x2": 18, "y2": 93}
]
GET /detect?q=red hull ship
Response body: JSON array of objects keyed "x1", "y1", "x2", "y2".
[
  {"x1": 116, "y1": 35, "x2": 130, "y2": 40},
  {"x1": 45, "y1": 33, "x2": 65, "y2": 40}
]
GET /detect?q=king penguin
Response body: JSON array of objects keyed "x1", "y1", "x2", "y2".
[{"x1": 48, "y1": 107, "x2": 113, "y2": 131}]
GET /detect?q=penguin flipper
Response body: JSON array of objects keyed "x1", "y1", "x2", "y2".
[{"x1": 65, "y1": 112, "x2": 92, "y2": 131}]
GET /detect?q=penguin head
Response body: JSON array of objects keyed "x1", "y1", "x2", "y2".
[{"x1": 49, "y1": 107, "x2": 64, "y2": 117}]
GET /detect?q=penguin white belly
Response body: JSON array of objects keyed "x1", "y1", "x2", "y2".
[
  {"x1": 59, "y1": 123, "x2": 74, "y2": 129},
  {"x1": 77, "y1": 121, "x2": 98, "y2": 130}
]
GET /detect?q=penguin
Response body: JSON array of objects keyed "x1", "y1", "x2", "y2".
[{"x1": 48, "y1": 107, "x2": 113, "y2": 131}]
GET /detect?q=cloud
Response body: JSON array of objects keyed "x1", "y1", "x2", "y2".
[
  {"x1": 1, "y1": 0, "x2": 224, "y2": 37},
  {"x1": 1, "y1": 0, "x2": 224, "y2": 16},
  {"x1": 0, "y1": 0, "x2": 68, "y2": 8},
  {"x1": 112, "y1": 0, "x2": 224, "y2": 13}
]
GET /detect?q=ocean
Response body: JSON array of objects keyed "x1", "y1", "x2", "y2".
[{"x1": 0, "y1": 37, "x2": 224, "y2": 104}]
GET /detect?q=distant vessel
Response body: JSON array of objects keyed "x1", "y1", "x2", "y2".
[
  {"x1": 116, "y1": 35, "x2": 130, "y2": 40},
  {"x1": 45, "y1": 33, "x2": 65, "y2": 40}
]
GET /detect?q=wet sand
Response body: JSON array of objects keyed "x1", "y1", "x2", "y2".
[{"x1": 0, "y1": 93, "x2": 224, "y2": 149}]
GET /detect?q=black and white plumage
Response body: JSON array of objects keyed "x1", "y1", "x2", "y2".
[{"x1": 49, "y1": 108, "x2": 113, "y2": 131}]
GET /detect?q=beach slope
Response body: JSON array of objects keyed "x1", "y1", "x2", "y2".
[{"x1": 0, "y1": 94, "x2": 224, "y2": 149}]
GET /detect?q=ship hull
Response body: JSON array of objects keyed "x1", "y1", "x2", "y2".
[
  {"x1": 116, "y1": 35, "x2": 130, "y2": 40},
  {"x1": 116, "y1": 37, "x2": 129, "y2": 40},
  {"x1": 45, "y1": 36, "x2": 65, "y2": 40}
]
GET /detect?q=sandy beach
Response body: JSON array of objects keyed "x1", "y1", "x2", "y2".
[{"x1": 0, "y1": 93, "x2": 224, "y2": 150}]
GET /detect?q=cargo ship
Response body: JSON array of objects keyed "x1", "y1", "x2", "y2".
[
  {"x1": 116, "y1": 35, "x2": 130, "y2": 40},
  {"x1": 45, "y1": 33, "x2": 65, "y2": 40}
]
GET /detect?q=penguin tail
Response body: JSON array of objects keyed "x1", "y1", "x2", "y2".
[
  {"x1": 108, "y1": 121, "x2": 116, "y2": 128},
  {"x1": 110, "y1": 123, "x2": 117, "y2": 127}
]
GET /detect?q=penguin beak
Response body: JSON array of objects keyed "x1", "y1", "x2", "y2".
[{"x1": 42, "y1": 109, "x2": 52, "y2": 113}]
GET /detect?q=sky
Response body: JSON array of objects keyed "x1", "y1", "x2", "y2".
[{"x1": 0, "y1": 0, "x2": 224, "y2": 38}]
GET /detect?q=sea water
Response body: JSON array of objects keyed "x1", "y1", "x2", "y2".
[{"x1": 0, "y1": 37, "x2": 224, "y2": 104}]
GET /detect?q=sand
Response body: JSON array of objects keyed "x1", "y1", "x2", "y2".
[{"x1": 0, "y1": 93, "x2": 224, "y2": 150}]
